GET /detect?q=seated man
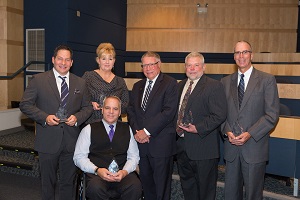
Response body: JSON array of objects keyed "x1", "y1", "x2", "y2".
[{"x1": 74, "y1": 96, "x2": 142, "y2": 200}]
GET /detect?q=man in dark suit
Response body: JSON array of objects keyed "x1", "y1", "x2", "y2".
[
  {"x1": 127, "y1": 51, "x2": 178, "y2": 200},
  {"x1": 176, "y1": 52, "x2": 227, "y2": 200},
  {"x1": 221, "y1": 41, "x2": 280, "y2": 200},
  {"x1": 19, "y1": 45, "x2": 93, "y2": 200}
]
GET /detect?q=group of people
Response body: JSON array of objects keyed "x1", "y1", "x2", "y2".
[{"x1": 19, "y1": 40, "x2": 280, "y2": 200}]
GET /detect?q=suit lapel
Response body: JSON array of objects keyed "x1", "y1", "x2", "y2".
[
  {"x1": 185, "y1": 75, "x2": 206, "y2": 112},
  {"x1": 143, "y1": 73, "x2": 163, "y2": 111},
  {"x1": 48, "y1": 70, "x2": 61, "y2": 103},
  {"x1": 67, "y1": 74, "x2": 76, "y2": 110},
  {"x1": 230, "y1": 72, "x2": 239, "y2": 110},
  {"x1": 138, "y1": 79, "x2": 147, "y2": 110},
  {"x1": 240, "y1": 68, "x2": 259, "y2": 111}
]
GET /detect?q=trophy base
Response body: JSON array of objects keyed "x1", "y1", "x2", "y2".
[{"x1": 58, "y1": 119, "x2": 68, "y2": 123}]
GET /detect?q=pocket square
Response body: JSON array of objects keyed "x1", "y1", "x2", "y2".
[{"x1": 74, "y1": 89, "x2": 80, "y2": 94}]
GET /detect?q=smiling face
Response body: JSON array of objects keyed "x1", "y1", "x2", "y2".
[
  {"x1": 96, "y1": 53, "x2": 115, "y2": 72},
  {"x1": 185, "y1": 56, "x2": 206, "y2": 80},
  {"x1": 141, "y1": 56, "x2": 161, "y2": 80},
  {"x1": 102, "y1": 96, "x2": 121, "y2": 125},
  {"x1": 52, "y1": 49, "x2": 73, "y2": 76},
  {"x1": 234, "y1": 41, "x2": 253, "y2": 73}
]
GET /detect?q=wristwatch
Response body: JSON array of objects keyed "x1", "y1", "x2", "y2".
[{"x1": 94, "y1": 167, "x2": 99, "y2": 175}]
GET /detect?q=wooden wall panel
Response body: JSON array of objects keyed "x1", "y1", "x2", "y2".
[
  {"x1": 0, "y1": 0, "x2": 23, "y2": 108},
  {"x1": 127, "y1": 0, "x2": 298, "y2": 53},
  {"x1": 125, "y1": 62, "x2": 300, "y2": 76}
]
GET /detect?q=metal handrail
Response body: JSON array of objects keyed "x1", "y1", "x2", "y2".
[{"x1": 0, "y1": 61, "x2": 50, "y2": 79}]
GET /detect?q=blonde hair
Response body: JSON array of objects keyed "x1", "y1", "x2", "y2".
[
  {"x1": 185, "y1": 52, "x2": 205, "y2": 64},
  {"x1": 96, "y1": 43, "x2": 116, "y2": 58}
]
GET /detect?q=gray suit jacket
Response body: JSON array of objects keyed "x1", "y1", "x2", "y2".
[
  {"x1": 20, "y1": 69, "x2": 93, "y2": 154},
  {"x1": 221, "y1": 68, "x2": 279, "y2": 163},
  {"x1": 178, "y1": 75, "x2": 227, "y2": 160}
]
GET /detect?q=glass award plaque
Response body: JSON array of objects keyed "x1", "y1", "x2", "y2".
[
  {"x1": 55, "y1": 106, "x2": 68, "y2": 123},
  {"x1": 232, "y1": 121, "x2": 244, "y2": 136},
  {"x1": 108, "y1": 158, "x2": 119, "y2": 174},
  {"x1": 97, "y1": 94, "x2": 105, "y2": 109},
  {"x1": 181, "y1": 110, "x2": 193, "y2": 127}
]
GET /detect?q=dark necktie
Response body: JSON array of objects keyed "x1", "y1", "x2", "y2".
[
  {"x1": 176, "y1": 81, "x2": 194, "y2": 136},
  {"x1": 109, "y1": 125, "x2": 114, "y2": 142},
  {"x1": 141, "y1": 80, "x2": 153, "y2": 111},
  {"x1": 59, "y1": 76, "x2": 69, "y2": 107},
  {"x1": 238, "y1": 74, "x2": 245, "y2": 108}
]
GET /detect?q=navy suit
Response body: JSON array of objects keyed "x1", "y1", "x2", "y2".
[{"x1": 127, "y1": 73, "x2": 178, "y2": 200}]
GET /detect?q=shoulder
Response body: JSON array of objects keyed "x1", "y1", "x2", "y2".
[
  {"x1": 82, "y1": 70, "x2": 95, "y2": 80},
  {"x1": 70, "y1": 73, "x2": 86, "y2": 84},
  {"x1": 253, "y1": 68, "x2": 274, "y2": 79},
  {"x1": 115, "y1": 76, "x2": 126, "y2": 84},
  {"x1": 161, "y1": 73, "x2": 176, "y2": 81},
  {"x1": 117, "y1": 121, "x2": 130, "y2": 128}
]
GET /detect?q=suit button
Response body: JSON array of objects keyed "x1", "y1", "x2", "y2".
[{"x1": 60, "y1": 126, "x2": 63, "y2": 128}]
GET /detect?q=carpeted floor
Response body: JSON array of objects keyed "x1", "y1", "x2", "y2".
[{"x1": 1, "y1": 130, "x2": 300, "y2": 199}]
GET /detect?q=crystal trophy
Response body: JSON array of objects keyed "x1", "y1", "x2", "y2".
[
  {"x1": 108, "y1": 158, "x2": 119, "y2": 173},
  {"x1": 181, "y1": 110, "x2": 193, "y2": 127},
  {"x1": 55, "y1": 105, "x2": 68, "y2": 123},
  {"x1": 97, "y1": 94, "x2": 105, "y2": 109},
  {"x1": 232, "y1": 121, "x2": 244, "y2": 136}
]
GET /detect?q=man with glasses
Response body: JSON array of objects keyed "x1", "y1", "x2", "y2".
[
  {"x1": 127, "y1": 51, "x2": 178, "y2": 200},
  {"x1": 221, "y1": 41, "x2": 280, "y2": 200}
]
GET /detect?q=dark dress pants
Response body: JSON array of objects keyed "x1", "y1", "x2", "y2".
[
  {"x1": 139, "y1": 155, "x2": 174, "y2": 200},
  {"x1": 85, "y1": 172, "x2": 142, "y2": 200},
  {"x1": 177, "y1": 137, "x2": 218, "y2": 200},
  {"x1": 39, "y1": 137, "x2": 77, "y2": 200}
]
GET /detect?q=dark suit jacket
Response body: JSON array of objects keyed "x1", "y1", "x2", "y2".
[
  {"x1": 20, "y1": 69, "x2": 93, "y2": 154},
  {"x1": 221, "y1": 68, "x2": 280, "y2": 163},
  {"x1": 178, "y1": 75, "x2": 227, "y2": 160},
  {"x1": 127, "y1": 73, "x2": 178, "y2": 158}
]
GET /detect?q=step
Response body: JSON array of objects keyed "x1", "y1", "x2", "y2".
[{"x1": 0, "y1": 154, "x2": 40, "y2": 177}]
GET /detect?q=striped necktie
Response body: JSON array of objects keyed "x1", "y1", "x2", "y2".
[
  {"x1": 238, "y1": 74, "x2": 244, "y2": 108},
  {"x1": 59, "y1": 76, "x2": 69, "y2": 107},
  {"x1": 141, "y1": 80, "x2": 153, "y2": 111},
  {"x1": 109, "y1": 125, "x2": 114, "y2": 142}
]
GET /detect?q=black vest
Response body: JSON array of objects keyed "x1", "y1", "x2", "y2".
[{"x1": 89, "y1": 121, "x2": 130, "y2": 169}]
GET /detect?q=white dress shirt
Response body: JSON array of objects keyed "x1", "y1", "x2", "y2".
[
  {"x1": 52, "y1": 68, "x2": 70, "y2": 96},
  {"x1": 238, "y1": 66, "x2": 253, "y2": 91},
  {"x1": 73, "y1": 119, "x2": 140, "y2": 174}
]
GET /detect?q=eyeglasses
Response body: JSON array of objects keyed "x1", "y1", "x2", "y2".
[
  {"x1": 234, "y1": 50, "x2": 252, "y2": 56},
  {"x1": 141, "y1": 61, "x2": 159, "y2": 68}
]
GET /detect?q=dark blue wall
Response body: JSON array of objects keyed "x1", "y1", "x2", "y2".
[{"x1": 24, "y1": 0, "x2": 127, "y2": 77}]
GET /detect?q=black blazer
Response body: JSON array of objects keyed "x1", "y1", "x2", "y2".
[
  {"x1": 127, "y1": 73, "x2": 178, "y2": 157},
  {"x1": 178, "y1": 75, "x2": 227, "y2": 160}
]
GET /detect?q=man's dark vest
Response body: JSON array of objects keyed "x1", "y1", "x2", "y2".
[{"x1": 89, "y1": 121, "x2": 130, "y2": 169}]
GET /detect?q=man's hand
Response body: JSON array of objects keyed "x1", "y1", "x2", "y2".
[
  {"x1": 92, "y1": 101, "x2": 101, "y2": 110},
  {"x1": 111, "y1": 170, "x2": 128, "y2": 182},
  {"x1": 228, "y1": 131, "x2": 251, "y2": 146},
  {"x1": 178, "y1": 123, "x2": 198, "y2": 133},
  {"x1": 46, "y1": 115, "x2": 59, "y2": 126},
  {"x1": 96, "y1": 168, "x2": 116, "y2": 182},
  {"x1": 65, "y1": 115, "x2": 77, "y2": 126},
  {"x1": 134, "y1": 130, "x2": 150, "y2": 143}
]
